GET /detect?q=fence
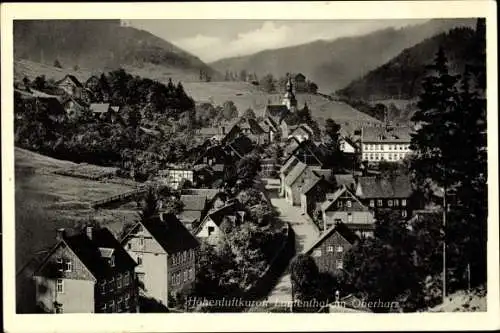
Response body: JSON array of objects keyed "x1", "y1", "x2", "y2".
[{"x1": 91, "y1": 186, "x2": 149, "y2": 209}]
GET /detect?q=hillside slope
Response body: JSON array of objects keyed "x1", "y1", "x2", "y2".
[
  {"x1": 14, "y1": 20, "x2": 220, "y2": 82},
  {"x1": 210, "y1": 19, "x2": 475, "y2": 93},
  {"x1": 337, "y1": 26, "x2": 481, "y2": 100}
]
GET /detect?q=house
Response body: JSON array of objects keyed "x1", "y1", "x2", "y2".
[
  {"x1": 56, "y1": 74, "x2": 83, "y2": 98},
  {"x1": 361, "y1": 126, "x2": 412, "y2": 162},
  {"x1": 283, "y1": 162, "x2": 327, "y2": 206},
  {"x1": 260, "y1": 158, "x2": 280, "y2": 178},
  {"x1": 121, "y1": 214, "x2": 199, "y2": 306},
  {"x1": 33, "y1": 226, "x2": 138, "y2": 313},
  {"x1": 304, "y1": 221, "x2": 359, "y2": 275},
  {"x1": 194, "y1": 201, "x2": 247, "y2": 245},
  {"x1": 339, "y1": 136, "x2": 358, "y2": 154},
  {"x1": 300, "y1": 173, "x2": 334, "y2": 217},
  {"x1": 247, "y1": 118, "x2": 268, "y2": 144},
  {"x1": 283, "y1": 139, "x2": 327, "y2": 167},
  {"x1": 157, "y1": 164, "x2": 194, "y2": 190},
  {"x1": 225, "y1": 134, "x2": 254, "y2": 160},
  {"x1": 284, "y1": 137, "x2": 301, "y2": 157},
  {"x1": 177, "y1": 194, "x2": 210, "y2": 230},
  {"x1": 355, "y1": 175, "x2": 413, "y2": 218},
  {"x1": 85, "y1": 75, "x2": 100, "y2": 90},
  {"x1": 193, "y1": 144, "x2": 232, "y2": 166},
  {"x1": 288, "y1": 124, "x2": 313, "y2": 142},
  {"x1": 89, "y1": 103, "x2": 111, "y2": 115},
  {"x1": 279, "y1": 156, "x2": 300, "y2": 197},
  {"x1": 195, "y1": 127, "x2": 225, "y2": 141},
  {"x1": 61, "y1": 97, "x2": 88, "y2": 118},
  {"x1": 320, "y1": 185, "x2": 375, "y2": 236}
]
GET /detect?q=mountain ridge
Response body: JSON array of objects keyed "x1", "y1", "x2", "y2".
[
  {"x1": 14, "y1": 20, "x2": 221, "y2": 82},
  {"x1": 210, "y1": 19, "x2": 476, "y2": 93}
]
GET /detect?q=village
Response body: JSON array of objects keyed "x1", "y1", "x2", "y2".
[{"x1": 14, "y1": 70, "x2": 442, "y2": 314}]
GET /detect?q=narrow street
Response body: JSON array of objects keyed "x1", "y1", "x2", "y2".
[{"x1": 264, "y1": 197, "x2": 320, "y2": 304}]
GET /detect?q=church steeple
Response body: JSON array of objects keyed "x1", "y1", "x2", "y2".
[{"x1": 282, "y1": 73, "x2": 297, "y2": 111}]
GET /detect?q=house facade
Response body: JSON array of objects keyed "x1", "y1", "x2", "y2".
[
  {"x1": 321, "y1": 185, "x2": 375, "y2": 236},
  {"x1": 56, "y1": 75, "x2": 83, "y2": 98},
  {"x1": 355, "y1": 175, "x2": 413, "y2": 218},
  {"x1": 361, "y1": 126, "x2": 412, "y2": 162},
  {"x1": 33, "y1": 226, "x2": 138, "y2": 313},
  {"x1": 194, "y1": 202, "x2": 246, "y2": 245},
  {"x1": 305, "y1": 222, "x2": 359, "y2": 275},
  {"x1": 121, "y1": 214, "x2": 199, "y2": 306},
  {"x1": 158, "y1": 166, "x2": 194, "y2": 190}
]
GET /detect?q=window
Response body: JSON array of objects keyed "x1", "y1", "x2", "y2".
[
  {"x1": 336, "y1": 260, "x2": 343, "y2": 269},
  {"x1": 346, "y1": 200, "x2": 352, "y2": 208},
  {"x1": 377, "y1": 199, "x2": 383, "y2": 207},
  {"x1": 109, "y1": 278, "x2": 114, "y2": 292},
  {"x1": 183, "y1": 251, "x2": 187, "y2": 262},
  {"x1": 208, "y1": 226, "x2": 215, "y2": 236},
  {"x1": 101, "y1": 304, "x2": 107, "y2": 313},
  {"x1": 337, "y1": 245, "x2": 344, "y2": 253},
  {"x1": 184, "y1": 271, "x2": 188, "y2": 282},
  {"x1": 189, "y1": 268, "x2": 195, "y2": 279},
  {"x1": 117, "y1": 297, "x2": 123, "y2": 312},
  {"x1": 109, "y1": 301, "x2": 115, "y2": 313},
  {"x1": 100, "y1": 280, "x2": 106, "y2": 295},
  {"x1": 401, "y1": 199, "x2": 407, "y2": 207},
  {"x1": 117, "y1": 274, "x2": 122, "y2": 289},
  {"x1": 123, "y1": 272, "x2": 129, "y2": 286},
  {"x1": 327, "y1": 246, "x2": 334, "y2": 253},
  {"x1": 124, "y1": 294, "x2": 130, "y2": 309},
  {"x1": 388, "y1": 145, "x2": 392, "y2": 150},
  {"x1": 57, "y1": 258, "x2": 64, "y2": 272},
  {"x1": 64, "y1": 259, "x2": 72, "y2": 272},
  {"x1": 337, "y1": 201, "x2": 343, "y2": 208},
  {"x1": 388, "y1": 200, "x2": 393, "y2": 207},
  {"x1": 394, "y1": 199, "x2": 399, "y2": 206},
  {"x1": 402, "y1": 210, "x2": 408, "y2": 218},
  {"x1": 56, "y1": 279, "x2": 64, "y2": 293},
  {"x1": 369, "y1": 200, "x2": 375, "y2": 207},
  {"x1": 312, "y1": 249, "x2": 322, "y2": 257},
  {"x1": 347, "y1": 213, "x2": 353, "y2": 223},
  {"x1": 137, "y1": 256, "x2": 142, "y2": 266}
]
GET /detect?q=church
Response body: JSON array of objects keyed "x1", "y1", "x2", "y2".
[{"x1": 263, "y1": 74, "x2": 314, "y2": 142}]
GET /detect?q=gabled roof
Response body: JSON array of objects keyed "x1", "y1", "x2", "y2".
[
  {"x1": 356, "y1": 175, "x2": 412, "y2": 199},
  {"x1": 285, "y1": 137, "x2": 301, "y2": 155},
  {"x1": 180, "y1": 194, "x2": 208, "y2": 211},
  {"x1": 181, "y1": 188, "x2": 222, "y2": 201},
  {"x1": 202, "y1": 201, "x2": 246, "y2": 227},
  {"x1": 56, "y1": 74, "x2": 83, "y2": 87},
  {"x1": 280, "y1": 155, "x2": 300, "y2": 175},
  {"x1": 226, "y1": 135, "x2": 254, "y2": 158},
  {"x1": 301, "y1": 174, "x2": 322, "y2": 195},
  {"x1": 284, "y1": 161, "x2": 308, "y2": 187},
  {"x1": 362, "y1": 126, "x2": 412, "y2": 143},
  {"x1": 137, "y1": 214, "x2": 199, "y2": 254},
  {"x1": 304, "y1": 221, "x2": 359, "y2": 254},
  {"x1": 321, "y1": 185, "x2": 368, "y2": 212},
  {"x1": 90, "y1": 103, "x2": 110, "y2": 113},
  {"x1": 34, "y1": 227, "x2": 137, "y2": 279},
  {"x1": 290, "y1": 140, "x2": 327, "y2": 166},
  {"x1": 248, "y1": 118, "x2": 265, "y2": 135}
]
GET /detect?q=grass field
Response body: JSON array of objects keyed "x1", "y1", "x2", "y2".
[{"x1": 15, "y1": 148, "x2": 139, "y2": 271}]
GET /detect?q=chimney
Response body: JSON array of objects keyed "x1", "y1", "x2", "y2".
[
  {"x1": 86, "y1": 226, "x2": 93, "y2": 240},
  {"x1": 56, "y1": 228, "x2": 65, "y2": 242}
]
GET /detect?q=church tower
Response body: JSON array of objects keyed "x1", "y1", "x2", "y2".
[{"x1": 282, "y1": 73, "x2": 298, "y2": 112}]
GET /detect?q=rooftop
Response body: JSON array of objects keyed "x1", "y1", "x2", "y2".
[
  {"x1": 356, "y1": 175, "x2": 412, "y2": 199},
  {"x1": 362, "y1": 126, "x2": 412, "y2": 143}
]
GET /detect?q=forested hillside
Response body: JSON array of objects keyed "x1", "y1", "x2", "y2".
[
  {"x1": 14, "y1": 20, "x2": 220, "y2": 81},
  {"x1": 337, "y1": 27, "x2": 480, "y2": 100}
]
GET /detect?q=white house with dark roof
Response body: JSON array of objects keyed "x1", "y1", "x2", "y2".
[
  {"x1": 361, "y1": 126, "x2": 412, "y2": 162},
  {"x1": 121, "y1": 214, "x2": 199, "y2": 306}
]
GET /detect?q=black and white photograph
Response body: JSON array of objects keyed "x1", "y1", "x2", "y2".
[{"x1": 2, "y1": 1, "x2": 498, "y2": 332}]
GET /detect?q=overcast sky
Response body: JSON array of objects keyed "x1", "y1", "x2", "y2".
[{"x1": 128, "y1": 19, "x2": 429, "y2": 63}]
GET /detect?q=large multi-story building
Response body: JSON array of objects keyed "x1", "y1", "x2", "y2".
[
  {"x1": 360, "y1": 126, "x2": 412, "y2": 162},
  {"x1": 121, "y1": 214, "x2": 199, "y2": 306},
  {"x1": 33, "y1": 226, "x2": 138, "y2": 313}
]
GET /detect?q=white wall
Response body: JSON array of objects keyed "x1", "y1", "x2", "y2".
[{"x1": 34, "y1": 277, "x2": 95, "y2": 313}]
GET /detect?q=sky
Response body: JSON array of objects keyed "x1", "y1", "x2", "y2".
[{"x1": 128, "y1": 19, "x2": 429, "y2": 63}]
